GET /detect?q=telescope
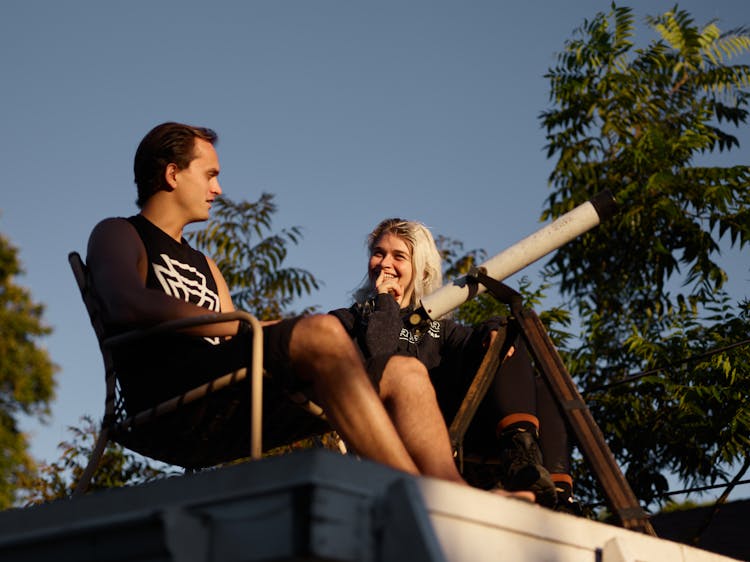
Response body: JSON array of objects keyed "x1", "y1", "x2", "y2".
[{"x1": 409, "y1": 190, "x2": 618, "y2": 325}]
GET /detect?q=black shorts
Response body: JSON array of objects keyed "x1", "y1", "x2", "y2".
[
  {"x1": 114, "y1": 317, "x2": 302, "y2": 410},
  {"x1": 112, "y1": 316, "x2": 331, "y2": 466}
]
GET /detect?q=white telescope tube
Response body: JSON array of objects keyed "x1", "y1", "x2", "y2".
[{"x1": 415, "y1": 190, "x2": 617, "y2": 322}]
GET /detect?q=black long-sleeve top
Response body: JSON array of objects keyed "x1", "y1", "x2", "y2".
[{"x1": 329, "y1": 293, "x2": 501, "y2": 373}]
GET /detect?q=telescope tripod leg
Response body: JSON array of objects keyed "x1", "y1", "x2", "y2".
[{"x1": 512, "y1": 305, "x2": 656, "y2": 536}]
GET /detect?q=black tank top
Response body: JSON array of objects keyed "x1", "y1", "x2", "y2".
[
  {"x1": 127, "y1": 214, "x2": 221, "y2": 314},
  {"x1": 115, "y1": 215, "x2": 225, "y2": 411}
]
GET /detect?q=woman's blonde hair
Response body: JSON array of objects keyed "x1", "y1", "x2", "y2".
[{"x1": 354, "y1": 218, "x2": 443, "y2": 308}]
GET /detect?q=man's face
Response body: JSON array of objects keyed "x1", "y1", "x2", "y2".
[{"x1": 172, "y1": 138, "x2": 222, "y2": 222}]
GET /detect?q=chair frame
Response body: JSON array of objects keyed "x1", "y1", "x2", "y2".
[{"x1": 69, "y1": 251, "x2": 265, "y2": 496}]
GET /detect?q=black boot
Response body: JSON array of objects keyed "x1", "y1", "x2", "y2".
[
  {"x1": 496, "y1": 427, "x2": 558, "y2": 508},
  {"x1": 553, "y1": 480, "x2": 583, "y2": 516}
]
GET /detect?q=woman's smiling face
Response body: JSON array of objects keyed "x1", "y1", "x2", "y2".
[{"x1": 368, "y1": 232, "x2": 414, "y2": 307}]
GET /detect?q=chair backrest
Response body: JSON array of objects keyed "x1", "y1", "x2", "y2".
[
  {"x1": 69, "y1": 252, "x2": 108, "y2": 346},
  {"x1": 68, "y1": 251, "x2": 124, "y2": 438},
  {"x1": 68, "y1": 250, "x2": 332, "y2": 471},
  {"x1": 70, "y1": 250, "x2": 245, "y2": 463}
]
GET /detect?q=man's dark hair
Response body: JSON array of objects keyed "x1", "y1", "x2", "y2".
[{"x1": 133, "y1": 122, "x2": 218, "y2": 208}]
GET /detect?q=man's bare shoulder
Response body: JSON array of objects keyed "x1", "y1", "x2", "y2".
[
  {"x1": 90, "y1": 216, "x2": 131, "y2": 236},
  {"x1": 89, "y1": 216, "x2": 141, "y2": 239},
  {"x1": 87, "y1": 216, "x2": 143, "y2": 264}
]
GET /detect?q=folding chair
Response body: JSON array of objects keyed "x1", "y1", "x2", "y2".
[{"x1": 68, "y1": 251, "x2": 330, "y2": 496}]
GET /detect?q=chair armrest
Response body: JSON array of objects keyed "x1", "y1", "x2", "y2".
[{"x1": 102, "y1": 310, "x2": 261, "y2": 348}]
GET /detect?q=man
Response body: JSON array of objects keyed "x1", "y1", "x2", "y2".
[{"x1": 87, "y1": 121, "x2": 532, "y2": 493}]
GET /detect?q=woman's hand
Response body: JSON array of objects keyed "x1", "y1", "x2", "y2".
[{"x1": 375, "y1": 269, "x2": 403, "y2": 302}]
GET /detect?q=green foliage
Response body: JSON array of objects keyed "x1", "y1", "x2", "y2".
[
  {"x1": 659, "y1": 498, "x2": 703, "y2": 513},
  {"x1": 541, "y1": 4, "x2": 750, "y2": 508},
  {"x1": 0, "y1": 231, "x2": 56, "y2": 509},
  {"x1": 189, "y1": 193, "x2": 321, "y2": 320},
  {"x1": 17, "y1": 416, "x2": 178, "y2": 505},
  {"x1": 263, "y1": 432, "x2": 346, "y2": 458}
]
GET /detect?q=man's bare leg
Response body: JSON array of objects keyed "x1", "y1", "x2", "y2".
[
  {"x1": 378, "y1": 356, "x2": 465, "y2": 483},
  {"x1": 288, "y1": 315, "x2": 419, "y2": 475}
]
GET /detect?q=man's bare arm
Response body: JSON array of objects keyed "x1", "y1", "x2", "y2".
[{"x1": 86, "y1": 218, "x2": 241, "y2": 337}]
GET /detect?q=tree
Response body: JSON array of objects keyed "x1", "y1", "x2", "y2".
[
  {"x1": 539, "y1": 4, "x2": 750, "y2": 509},
  {"x1": 0, "y1": 231, "x2": 56, "y2": 509},
  {"x1": 189, "y1": 193, "x2": 321, "y2": 320},
  {"x1": 16, "y1": 416, "x2": 177, "y2": 506}
]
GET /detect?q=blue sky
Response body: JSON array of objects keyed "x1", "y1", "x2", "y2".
[{"x1": 2, "y1": 1, "x2": 748, "y2": 500}]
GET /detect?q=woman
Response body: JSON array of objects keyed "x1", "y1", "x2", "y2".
[{"x1": 331, "y1": 218, "x2": 579, "y2": 511}]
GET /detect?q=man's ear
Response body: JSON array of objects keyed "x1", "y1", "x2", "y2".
[{"x1": 165, "y1": 163, "x2": 179, "y2": 189}]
